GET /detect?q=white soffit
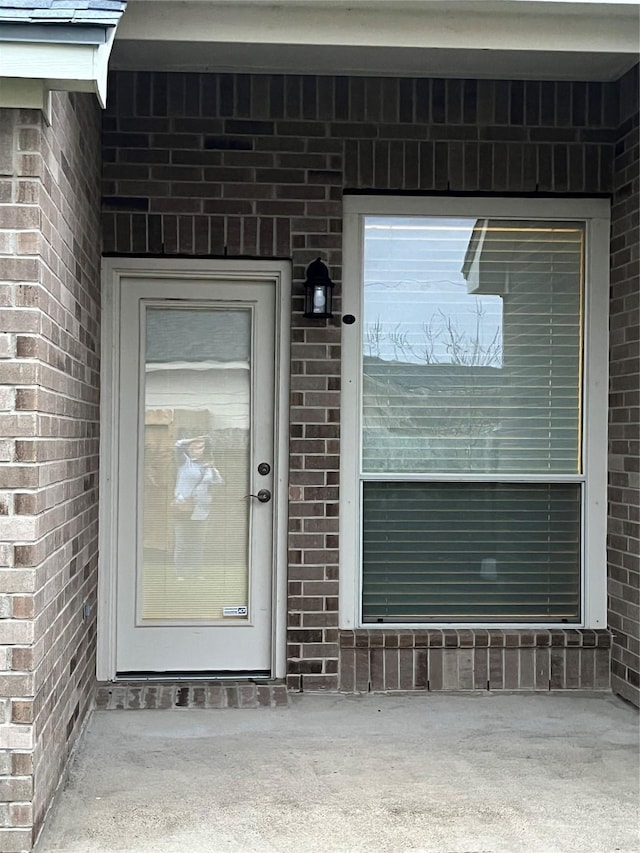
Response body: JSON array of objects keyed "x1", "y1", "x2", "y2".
[{"x1": 112, "y1": 0, "x2": 640, "y2": 81}]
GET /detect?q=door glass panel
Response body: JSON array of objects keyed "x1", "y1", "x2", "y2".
[{"x1": 140, "y1": 306, "x2": 251, "y2": 623}]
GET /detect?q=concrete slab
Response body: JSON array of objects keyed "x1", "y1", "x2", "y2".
[{"x1": 36, "y1": 692, "x2": 639, "y2": 853}]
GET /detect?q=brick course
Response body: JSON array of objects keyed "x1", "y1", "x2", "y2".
[
  {"x1": 95, "y1": 681, "x2": 289, "y2": 710},
  {"x1": 339, "y1": 630, "x2": 612, "y2": 693},
  {"x1": 609, "y1": 65, "x2": 640, "y2": 708},
  {"x1": 0, "y1": 91, "x2": 101, "y2": 850}
]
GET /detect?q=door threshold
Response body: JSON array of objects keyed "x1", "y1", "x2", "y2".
[{"x1": 115, "y1": 671, "x2": 272, "y2": 682}]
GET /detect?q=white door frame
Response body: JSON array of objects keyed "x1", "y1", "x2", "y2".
[{"x1": 97, "y1": 258, "x2": 291, "y2": 681}]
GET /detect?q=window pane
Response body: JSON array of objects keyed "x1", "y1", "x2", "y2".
[
  {"x1": 141, "y1": 307, "x2": 251, "y2": 622},
  {"x1": 362, "y1": 482, "x2": 581, "y2": 622},
  {"x1": 362, "y1": 218, "x2": 584, "y2": 474}
]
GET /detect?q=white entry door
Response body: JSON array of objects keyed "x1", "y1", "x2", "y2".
[{"x1": 115, "y1": 275, "x2": 277, "y2": 675}]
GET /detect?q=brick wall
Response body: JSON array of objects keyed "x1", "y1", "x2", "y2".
[
  {"x1": 340, "y1": 630, "x2": 612, "y2": 692},
  {"x1": 609, "y1": 65, "x2": 640, "y2": 708},
  {"x1": 0, "y1": 92, "x2": 102, "y2": 851},
  {"x1": 103, "y1": 71, "x2": 621, "y2": 694}
]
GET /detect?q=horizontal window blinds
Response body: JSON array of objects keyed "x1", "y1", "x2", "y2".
[
  {"x1": 362, "y1": 218, "x2": 584, "y2": 475},
  {"x1": 362, "y1": 483, "x2": 581, "y2": 623}
]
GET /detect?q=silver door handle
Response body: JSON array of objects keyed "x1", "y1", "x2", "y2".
[{"x1": 244, "y1": 489, "x2": 271, "y2": 503}]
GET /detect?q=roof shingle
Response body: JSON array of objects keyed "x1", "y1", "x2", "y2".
[{"x1": 0, "y1": 0, "x2": 126, "y2": 26}]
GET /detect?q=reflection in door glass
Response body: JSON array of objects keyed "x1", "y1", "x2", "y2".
[{"x1": 141, "y1": 307, "x2": 251, "y2": 622}]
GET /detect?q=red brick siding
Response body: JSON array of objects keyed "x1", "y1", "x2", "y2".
[
  {"x1": 340, "y1": 630, "x2": 612, "y2": 692},
  {"x1": 0, "y1": 92, "x2": 102, "y2": 850},
  {"x1": 609, "y1": 65, "x2": 640, "y2": 708},
  {"x1": 102, "y1": 71, "x2": 621, "y2": 693}
]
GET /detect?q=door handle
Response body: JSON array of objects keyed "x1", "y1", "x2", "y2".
[{"x1": 245, "y1": 489, "x2": 271, "y2": 503}]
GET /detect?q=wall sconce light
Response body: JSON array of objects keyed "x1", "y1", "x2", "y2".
[{"x1": 303, "y1": 258, "x2": 334, "y2": 319}]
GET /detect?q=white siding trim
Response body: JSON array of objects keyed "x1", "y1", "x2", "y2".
[
  {"x1": 339, "y1": 211, "x2": 364, "y2": 630},
  {"x1": 582, "y1": 216, "x2": 611, "y2": 628}
]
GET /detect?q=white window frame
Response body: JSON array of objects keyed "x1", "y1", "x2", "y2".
[{"x1": 339, "y1": 195, "x2": 610, "y2": 630}]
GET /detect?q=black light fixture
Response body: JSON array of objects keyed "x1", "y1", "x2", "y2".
[{"x1": 303, "y1": 258, "x2": 334, "y2": 319}]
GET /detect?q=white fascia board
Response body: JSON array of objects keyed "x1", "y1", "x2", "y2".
[
  {"x1": 0, "y1": 27, "x2": 116, "y2": 108},
  {"x1": 94, "y1": 26, "x2": 117, "y2": 107},
  {"x1": 118, "y1": 1, "x2": 639, "y2": 55},
  {"x1": 0, "y1": 41, "x2": 95, "y2": 80}
]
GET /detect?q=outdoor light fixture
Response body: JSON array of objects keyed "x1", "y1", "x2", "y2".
[{"x1": 303, "y1": 258, "x2": 334, "y2": 319}]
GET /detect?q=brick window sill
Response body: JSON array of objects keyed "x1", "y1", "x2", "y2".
[{"x1": 340, "y1": 628, "x2": 612, "y2": 650}]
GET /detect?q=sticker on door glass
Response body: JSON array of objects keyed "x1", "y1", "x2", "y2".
[{"x1": 223, "y1": 606, "x2": 248, "y2": 617}]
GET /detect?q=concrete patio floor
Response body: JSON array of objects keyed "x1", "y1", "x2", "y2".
[{"x1": 36, "y1": 692, "x2": 639, "y2": 853}]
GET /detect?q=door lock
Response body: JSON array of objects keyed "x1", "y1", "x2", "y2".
[
  {"x1": 257, "y1": 462, "x2": 271, "y2": 476},
  {"x1": 245, "y1": 489, "x2": 271, "y2": 503}
]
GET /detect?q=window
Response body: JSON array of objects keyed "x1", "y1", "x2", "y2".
[{"x1": 340, "y1": 197, "x2": 609, "y2": 628}]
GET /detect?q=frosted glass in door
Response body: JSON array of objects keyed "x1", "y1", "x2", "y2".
[{"x1": 140, "y1": 307, "x2": 251, "y2": 623}]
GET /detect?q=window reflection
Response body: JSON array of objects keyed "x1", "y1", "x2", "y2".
[
  {"x1": 141, "y1": 307, "x2": 251, "y2": 622},
  {"x1": 362, "y1": 217, "x2": 582, "y2": 475}
]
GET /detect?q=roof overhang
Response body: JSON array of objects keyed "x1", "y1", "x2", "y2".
[
  {"x1": 0, "y1": 23, "x2": 117, "y2": 112},
  {"x1": 112, "y1": 0, "x2": 639, "y2": 81},
  {"x1": 1, "y1": 0, "x2": 636, "y2": 117},
  {"x1": 0, "y1": 1, "x2": 127, "y2": 115}
]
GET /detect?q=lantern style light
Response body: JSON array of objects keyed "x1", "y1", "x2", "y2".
[{"x1": 303, "y1": 258, "x2": 334, "y2": 319}]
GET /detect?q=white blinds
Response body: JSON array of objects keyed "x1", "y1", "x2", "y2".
[{"x1": 362, "y1": 218, "x2": 584, "y2": 475}]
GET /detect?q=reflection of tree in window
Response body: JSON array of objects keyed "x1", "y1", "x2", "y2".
[{"x1": 363, "y1": 217, "x2": 505, "y2": 474}]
